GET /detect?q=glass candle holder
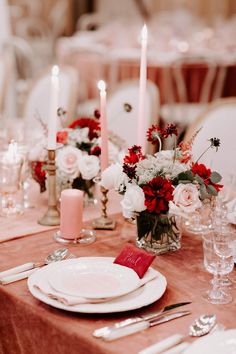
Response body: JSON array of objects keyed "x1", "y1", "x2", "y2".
[{"x1": 0, "y1": 153, "x2": 23, "y2": 216}]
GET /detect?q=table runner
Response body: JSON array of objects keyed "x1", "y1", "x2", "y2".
[
  {"x1": 0, "y1": 215, "x2": 235, "y2": 354},
  {"x1": 0, "y1": 181, "x2": 121, "y2": 243}
]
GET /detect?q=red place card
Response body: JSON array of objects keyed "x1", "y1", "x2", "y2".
[{"x1": 114, "y1": 244, "x2": 156, "y2": 278}]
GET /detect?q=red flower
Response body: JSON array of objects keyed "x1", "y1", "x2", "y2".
[
  {"x1": 192, "y1": 163, "x2": 211, "y2": 181},
  {"x1": 146, "y1": 125, "x2": 162, "y2": 145},
  {"x1": 57, "y1": 131, "x2": 68, "y2": 144},
  {"x1": 162, "y1": 124, "x2": 178, "y2": 138},
  {"x1": 94, "y1": 109, "x2": 101, "y2": 119},
  {"x1": 191, "y1": 163, "x2": 223, "y2": 192},
  {"x1": 142, "y1": 176, "x2": 174, "y2": 215},
  {"x1": 69, "y1": 118, "x2": 100, "y2": 140},
  {"x1": 90, "y1": 145, "x2": 101, "y2": 156},
  {"x1": 124, "y1": 145, "x2": 144, "y2": 165}
]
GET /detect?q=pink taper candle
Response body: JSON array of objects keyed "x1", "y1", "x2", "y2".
[
  {"x1": 98, "y1": 80, "x2": 109, "y2": 171},
  {"x1": 48, "y1": 65, "x2": 59, "y2": 150},
  {"x1": 60, "y1": 189, "x2": 83, "y2": 240},
  {"x1": 138, "y1": 24, "x2": 148, "y2": 152}
]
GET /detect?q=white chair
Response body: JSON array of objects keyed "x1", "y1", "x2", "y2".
[
  {"x1": 161, "y1": 56, "x2": 226, "y2": 130},
  {"x1": 0, "y1": 49, "x2": 14, "y2": 115},
  {"x1": 184, "y1": 98, "x2": 236, "y2": 182},
  {"x1": 107, "y1": 79, "x2": 160, "y2": 152},
  {"x1": 23, "y1": 65, "x2": 78, "y2": 138}
]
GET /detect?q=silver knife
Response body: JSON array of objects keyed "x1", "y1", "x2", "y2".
[
  {"x1": 103, "y1": 310, "x2": 191, "y2": 341},
  {"x1": 93, "y1": 302, "x2": 191, "y2": 338}
]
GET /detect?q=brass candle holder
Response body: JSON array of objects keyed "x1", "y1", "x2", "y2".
[
  {"x1": 38, "y1": 149, "x2": 60, "y2": 226},
  {"x1": 92, "y1": 186, "x2": 116, "y2": 230}
]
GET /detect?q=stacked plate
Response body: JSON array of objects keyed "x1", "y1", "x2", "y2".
[{"x1": 28, "y1": 257, "x2": 167, "y2": 313}]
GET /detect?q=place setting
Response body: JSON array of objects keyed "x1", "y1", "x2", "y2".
[{"x1": 27, "y1": 244, "x2": 167, "y2": 314}]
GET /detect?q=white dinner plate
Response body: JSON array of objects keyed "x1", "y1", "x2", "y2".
[
  {"x1": 27, "y1": 257, "x2": 167, "y2": 314},
  {"x1": 184, "y1": 329, "x2": 236, "y2": 354},
  {"x1": 47, "y1": 260, "x2": 140, "y2": 299}
]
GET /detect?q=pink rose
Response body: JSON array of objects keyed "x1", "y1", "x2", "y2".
[{"x1": 169, "y1": 183, "x2": 202, "y2": 216}]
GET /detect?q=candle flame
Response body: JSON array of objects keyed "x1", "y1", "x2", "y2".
[
  {"x1": 97, "y1": 80, "x2": 106, "y2": 92},
  {"x1": 52, "y1": 65, "x2": 59, "y2": 77},
  {"x1": 141, "y1": 24, "x2": 148, "y2": 42}
]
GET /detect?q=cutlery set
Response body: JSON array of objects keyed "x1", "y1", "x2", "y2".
[
  {"x1": 93, "y1": 302, "x2": 192, "y2": 341},
  {"x1": 0, "y1": 248, "x2": 69, "y2": 284}
]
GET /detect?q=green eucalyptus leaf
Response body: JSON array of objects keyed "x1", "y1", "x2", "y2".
[
  {"x1": 194, "y1": 174, "x2": 204, "y2": 184},
  {"x1": 210, "y1": 171, "x2": 222, "y2": 183},
  {"x1": 206, "y1": 184, "x2": 218, "y2": 196},
  {"x1": 199, "y1": 184, "x2": 209, "y2": 199}
]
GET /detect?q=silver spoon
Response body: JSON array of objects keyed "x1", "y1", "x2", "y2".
[
  {"x1": 139, "y1": 314, "x2": 217, "y2": 354},
  {"x1": 189, "y1": 314, "x2": 216, "y2": 337},
  {"x1": 0, "y1": 248, "x2": 69, "y2": 280}
]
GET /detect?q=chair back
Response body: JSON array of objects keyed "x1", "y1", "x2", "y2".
[
  {"x1": 24, "y1": 65, "x2": 78, "y2": 137},
  {"x1": 107, "y1": 79, "x2": 160, "y2": 152},
  {"x1": 184, "y1": 97, "x2": 236, "y2": 181}
]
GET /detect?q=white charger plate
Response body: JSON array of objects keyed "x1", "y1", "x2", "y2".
[
  {"x1": 184, "y1": 329, "x2": 236, "y2": 354},
  {"x1": 27, "y1": 257, "x2": 167, "y2": 313},
  {"x1": 47, "y1": 261, "x2": 140, "y2": 299}
]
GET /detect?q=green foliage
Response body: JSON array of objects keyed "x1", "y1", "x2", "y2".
[{"x1": 136, "y1": 211, "x2": 180, "y2": 244}]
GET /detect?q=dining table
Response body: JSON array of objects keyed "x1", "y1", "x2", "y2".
[{"x1": 0, "y1": 184, "x2": 235, "y2": 354}]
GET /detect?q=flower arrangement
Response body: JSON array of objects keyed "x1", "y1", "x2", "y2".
[
  {"x1": 29, "y1": 113, "x2": 124, "y2": 197},
  {"x1": 101, "y1": 123, "x2": 222, "y2": 254}
]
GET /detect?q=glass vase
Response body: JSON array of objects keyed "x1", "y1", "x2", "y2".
[{"x1": 136, "y1": 211, "x2": 182, "y2": 255}]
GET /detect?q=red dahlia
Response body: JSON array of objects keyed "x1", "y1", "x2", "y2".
[
  {"x1": 69, "y1": 118, "x2": 100, "y2": 140},
  {"x1": 142, "y1": 176, "x2": 174, "y2": 215},
  {"x1": 191, "y1": 163, "x2": 223, "y2": 192}
]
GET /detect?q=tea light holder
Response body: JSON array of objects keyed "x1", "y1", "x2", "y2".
[
  {"x1": 92, "y1": 186, "x2": 116, "y2": 230},
  {"x1": 38, "y1": 149, "x2": 60, "y2": 226}
]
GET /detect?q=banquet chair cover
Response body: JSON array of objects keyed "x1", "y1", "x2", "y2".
[
  {"x1": 0, "y1": 50, "x2": 14, "y2": 115},
  {"x1": 24, "y1": 65, "x2": 78, "y2": 138},
  {"x1": 107, "y1": 80, "x2": 160, "y2": 152},
  {"x1": 161, "y1": 57, "x2": 225, "y2": 129},
  {"x1": 184, "y1": 98, "x2": 236, "y2": 182}
]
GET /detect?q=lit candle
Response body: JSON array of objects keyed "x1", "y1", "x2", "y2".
[
  {"x1": 48, "y1": 65, "x2": 59, "y2": 150},
  {"x1": 138, "y1": 24, "x2": 148, "y2": 151},
  {"x1": 60, "y1": 189, "x2": 84, "y2": 240},
  {"x1": 98, "y1": 80, "x2": 109, "y2": 171}
]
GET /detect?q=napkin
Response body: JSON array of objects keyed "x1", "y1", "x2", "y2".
[
  {"x1": 114, "y1": 244, "x2": 155, "y2": 278},
  {"x1": 33, "y1": 268, "x2": 158, "y2": 306}
]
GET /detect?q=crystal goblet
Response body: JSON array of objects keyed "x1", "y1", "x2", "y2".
[{"x1": 202, "y1": 231, "x2": 234, "y2": 304}]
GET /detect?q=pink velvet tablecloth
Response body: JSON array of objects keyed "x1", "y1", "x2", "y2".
[
  {"x1": 0, "y1": 214, "x2": 235, "y2": 354},
  {"x1": 0, "y1": 181, "x2": 122, "y2": 243}
]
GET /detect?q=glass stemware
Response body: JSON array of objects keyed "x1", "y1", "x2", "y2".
[
  {"x1": 202, "y1": 231, "x2": 234, "y2": 304},
  {"x1": 0, "y1": 152, "x2": 23, "y2": 216}
]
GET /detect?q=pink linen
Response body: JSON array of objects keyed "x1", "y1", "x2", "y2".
[{"x1": 0, "y1": 181, "x2": 122, "y2": 243}]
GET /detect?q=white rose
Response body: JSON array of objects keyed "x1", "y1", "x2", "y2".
[
  {"x1": 101, "y1": 163, "x2": 126, "y2": 191},
  {"x1": 78, "y1": 154, "x2": 100, "y2": 180},
  {"x1": 169, "y1": 183, "x2": 202, "y2": 216},
  {"x1": 121, "y1": 185, "x2": 146, "y2": 218},
  {"x1": 56, "y1": 146, "x2": 81, "y2": 178}
]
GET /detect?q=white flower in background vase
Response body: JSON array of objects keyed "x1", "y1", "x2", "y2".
[
  {"x1": 56, "y1": 145, "x2": 82, "y2": 178},
  {"x1": 169, "y1": 183, "x2": 202, "y2": 217},
  {"x1": 121, "y1": 184, "x2": 146, "y2": 219},
  {"x1": 78, "y1": 154, "x2": 100, "y2": 180},
  {"x1": 101, "y1": 163, "x2": 127, "y2": 192},
  {"x1": 68, "y1": 127, "x2": 90, "y2": 146}
]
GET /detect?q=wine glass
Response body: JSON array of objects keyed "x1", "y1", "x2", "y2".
[
  {"x1": 0, "y1": 152, "x2": 23, "y2": 216},
  {"x1": 202, "y1": 231, "x2": 234, "y2": 304}
]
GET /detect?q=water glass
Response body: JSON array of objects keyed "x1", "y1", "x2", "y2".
[{"x1": 202, "y1": 231, "x2": 234, "y2": 304}]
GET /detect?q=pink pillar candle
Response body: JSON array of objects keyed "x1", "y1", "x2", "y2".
[
  {"x1": 98, "y1": 80, "x2": 109, "y2": 171},
  {"x1": 138, "y1": 24, "x2": 148, "y2": 152},
  {"x1": 60, "y1": 189, "x2": 83, "y2": 240}
]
